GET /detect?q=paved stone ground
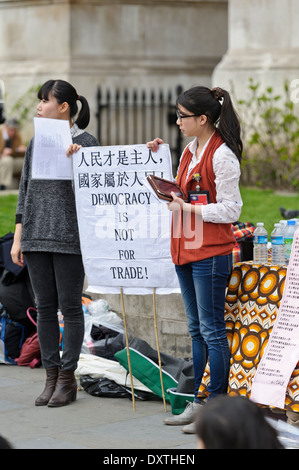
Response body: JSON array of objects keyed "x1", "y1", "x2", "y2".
[{"x1": 0, "y1": 364, "x2": 196, "y2": 450}]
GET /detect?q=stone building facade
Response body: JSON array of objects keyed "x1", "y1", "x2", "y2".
[
  {"x1": 1, "y1": 0, "x2": 296, "y2": 357},
  {"x1": 0, "y1": 0, "x2": 228, "y2": 138}
]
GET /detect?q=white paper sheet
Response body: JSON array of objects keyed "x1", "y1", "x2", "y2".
[
  {"x1": 251, "y1": 228, "x2": 299, "y2": 409},
  {"x1": 31, "y1": 117, "x2": 73, "y2": 180}
]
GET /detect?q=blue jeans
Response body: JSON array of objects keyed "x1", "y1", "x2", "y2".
[{"x1": 175, "y1": 254, "x2": 232, "y2": 402}]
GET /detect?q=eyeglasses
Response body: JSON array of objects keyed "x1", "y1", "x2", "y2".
[{"x1": 176, "y1": 109, "x2": 201, "y2": 121}]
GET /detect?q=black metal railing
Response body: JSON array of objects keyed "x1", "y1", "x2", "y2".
[{"x1": 96, "y1": 85, "x2": 184, "y2": 170}]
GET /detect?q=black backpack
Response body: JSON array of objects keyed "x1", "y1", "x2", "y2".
[{"x1": 0, "y1": 233, "x2": 35, "y2": 324}]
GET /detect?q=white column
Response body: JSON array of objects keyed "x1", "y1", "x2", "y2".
[{"x1": 212, "y1": 0, "x2": 299, "y2": 103}]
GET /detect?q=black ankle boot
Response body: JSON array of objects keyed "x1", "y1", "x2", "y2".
[
  {"x1": 47, "y1": 369, "x2": 77, "y2": 407},
  {"x1": 35, "y1": 367, "x2": 59, "y2": 406}
]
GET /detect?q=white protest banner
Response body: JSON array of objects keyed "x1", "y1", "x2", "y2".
[
  {"x1": 251, "y1": 229, "x2": 299, "y2": 409},
  {"x1": 73, "y1": 144, "x2": 180, "y2": 294},
  {"x1": 32, "y1": 118, "x2": 73, "y2": 179}
]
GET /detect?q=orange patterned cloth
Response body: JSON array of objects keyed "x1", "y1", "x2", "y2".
[{"x1": 197, "y1": 261, "x2": 299, "y2": 412}]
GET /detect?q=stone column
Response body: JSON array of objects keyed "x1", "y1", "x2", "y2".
[{"x1": 212, "y1": 0, "x2": 299, "y2": 103}]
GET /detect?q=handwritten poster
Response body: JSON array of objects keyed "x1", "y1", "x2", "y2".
[
  {"x1": 31, "y1": 117, "x2": 73, "y2": 180},
  {"x1": 251, "y1": 228, "x2": 299, "y2": 409},
  {"x1": 73, "y1": 144, "x2": 180, "y2": 294}
]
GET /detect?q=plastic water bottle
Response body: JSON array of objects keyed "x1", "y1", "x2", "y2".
[
  {"x1": 271, "y1": 223, "x2": 285, "y2": 265},
  {"x1": 253, "y1": 222, "x2": 268, "y2": 263},
  {"x1": 284, "y1": 220, "x2": 296, "y2": 265},
  {"x1": 279, "y1": 220, "x2": 287, "y2": 235}
]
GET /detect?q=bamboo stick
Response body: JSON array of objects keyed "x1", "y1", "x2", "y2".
[
  {"x1": 153, "y1": 287, "x2": 167, "y2": 412},
  {"x1": 120, "y1": 287, "x2": 136, "y2": 411}
]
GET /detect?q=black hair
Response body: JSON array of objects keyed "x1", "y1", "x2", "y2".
[
  {"x1": 195, "y1": 395, "x2": 283, "y2": 449},
  {"x1": 38, "y1": 79, "x2": 90, "y2": 129},
  {"x1": 0, "y1": 435, "x2": 13, "y2": 449},
  {"x1": 176, "y1": 86, "x2": 243, "y2": 162}
]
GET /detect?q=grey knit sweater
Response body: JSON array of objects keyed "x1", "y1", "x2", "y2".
[{"x1": 16, "y1": 128, "x2": 99, "y2": 255}]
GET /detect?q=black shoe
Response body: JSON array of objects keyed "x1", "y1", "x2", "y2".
[
  {"x1": 47, "y1": 369, "x2": 77, "y2": 407},
  {"x1": 35, "y1": 367, "x2": 59, "y2": 406}
]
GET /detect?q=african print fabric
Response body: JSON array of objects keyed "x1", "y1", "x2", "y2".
[{"x1": 197, "y1": 261, "x2": 299, "y2": 412}]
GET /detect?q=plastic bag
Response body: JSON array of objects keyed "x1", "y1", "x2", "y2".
[
  {"x1": 87, "y1": 299, "x2": 124, "y2": 333},
  {"x1": 82, "y1": 327, "x2": 126, "y2": 360},
  {"x1": 82, "y1": 298, "x2": 125, "y2": 358},
  {"x1": 80, "y1": 375, "x2": 131, "y2": 398}
]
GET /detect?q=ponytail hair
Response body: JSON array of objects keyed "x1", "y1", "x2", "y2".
[
  {"x1": 38, "y1": 79, "x2": 90, "y2": 129},
  {"x1": 176, "y1": 86, "x2": 243, "y2": 162}
]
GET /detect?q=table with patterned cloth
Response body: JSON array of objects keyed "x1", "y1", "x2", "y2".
[{"x1": 198, "y1": 261, "x2": 299, "y2": 415}]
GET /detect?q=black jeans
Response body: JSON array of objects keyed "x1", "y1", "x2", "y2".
[{"x1": 25, "y1": 252, "x2": 85, "y2": 370}]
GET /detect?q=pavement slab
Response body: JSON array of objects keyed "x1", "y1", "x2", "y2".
[{"x1": 0, "y1": 364, "x2": 196, "y2": 451}]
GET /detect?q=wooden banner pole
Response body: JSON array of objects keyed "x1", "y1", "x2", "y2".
[
  {"x1": 153, "y1": 287, "x2": 167, "y2": 412},
  {"x1": 120, "y1": 287, "x2": 136, "y2": 411}
]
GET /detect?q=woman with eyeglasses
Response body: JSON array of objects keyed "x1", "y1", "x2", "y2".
[{"x1": 147, "y1": 86, "x2": 243, "y2": 433}]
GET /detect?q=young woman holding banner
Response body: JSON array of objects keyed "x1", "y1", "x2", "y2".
[
  {"x1": 147, "y1": 85, "x2": 243, "y2": 433},
  {"x1": 11, "y1": 79, "x2": 98, "y2": 407}
]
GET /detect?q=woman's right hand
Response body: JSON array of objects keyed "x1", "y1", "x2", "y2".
[
  {"x1": 146, "y1": 137, "x2": 164, "y2": 152},
  {"x1": 11, "y1": 240, "x2": 24, "y2": 267},
  {"x1": 10, "y1": 224, "x2": 24, "y2": 267}
]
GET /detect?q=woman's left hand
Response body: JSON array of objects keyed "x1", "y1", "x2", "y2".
[
  {"x1": 66, "y1": 143, "x2": 82, "y2": 157},
  {"x1": 167, "y1": 192, "x2": 185, "y2": 211},
  {"x1": 167, "y1": 192, "x2": 202, "y2": 216}
]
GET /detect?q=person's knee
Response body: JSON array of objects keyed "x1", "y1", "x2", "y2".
[{"x1": 0, "y1": 155, "x2": 13, "y2": 168}]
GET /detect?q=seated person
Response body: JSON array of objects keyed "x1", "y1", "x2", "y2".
[
  {"x1": 195, "y1": 395, "x2": 283, "y2": 449},
  {"x1": 0, "y1": 118, "x2": 26, "y2": 190}
]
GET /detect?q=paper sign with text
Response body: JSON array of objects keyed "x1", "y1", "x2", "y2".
[
  {"x1": 32, "y1": 117, "x2": 73, "y2": 180},
  {"x1": 251, "y1": 228, "x2": 299, "y2": 409},
  {"x1": 73, "y1": 144, "x2": 180, "y2": 294}
]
